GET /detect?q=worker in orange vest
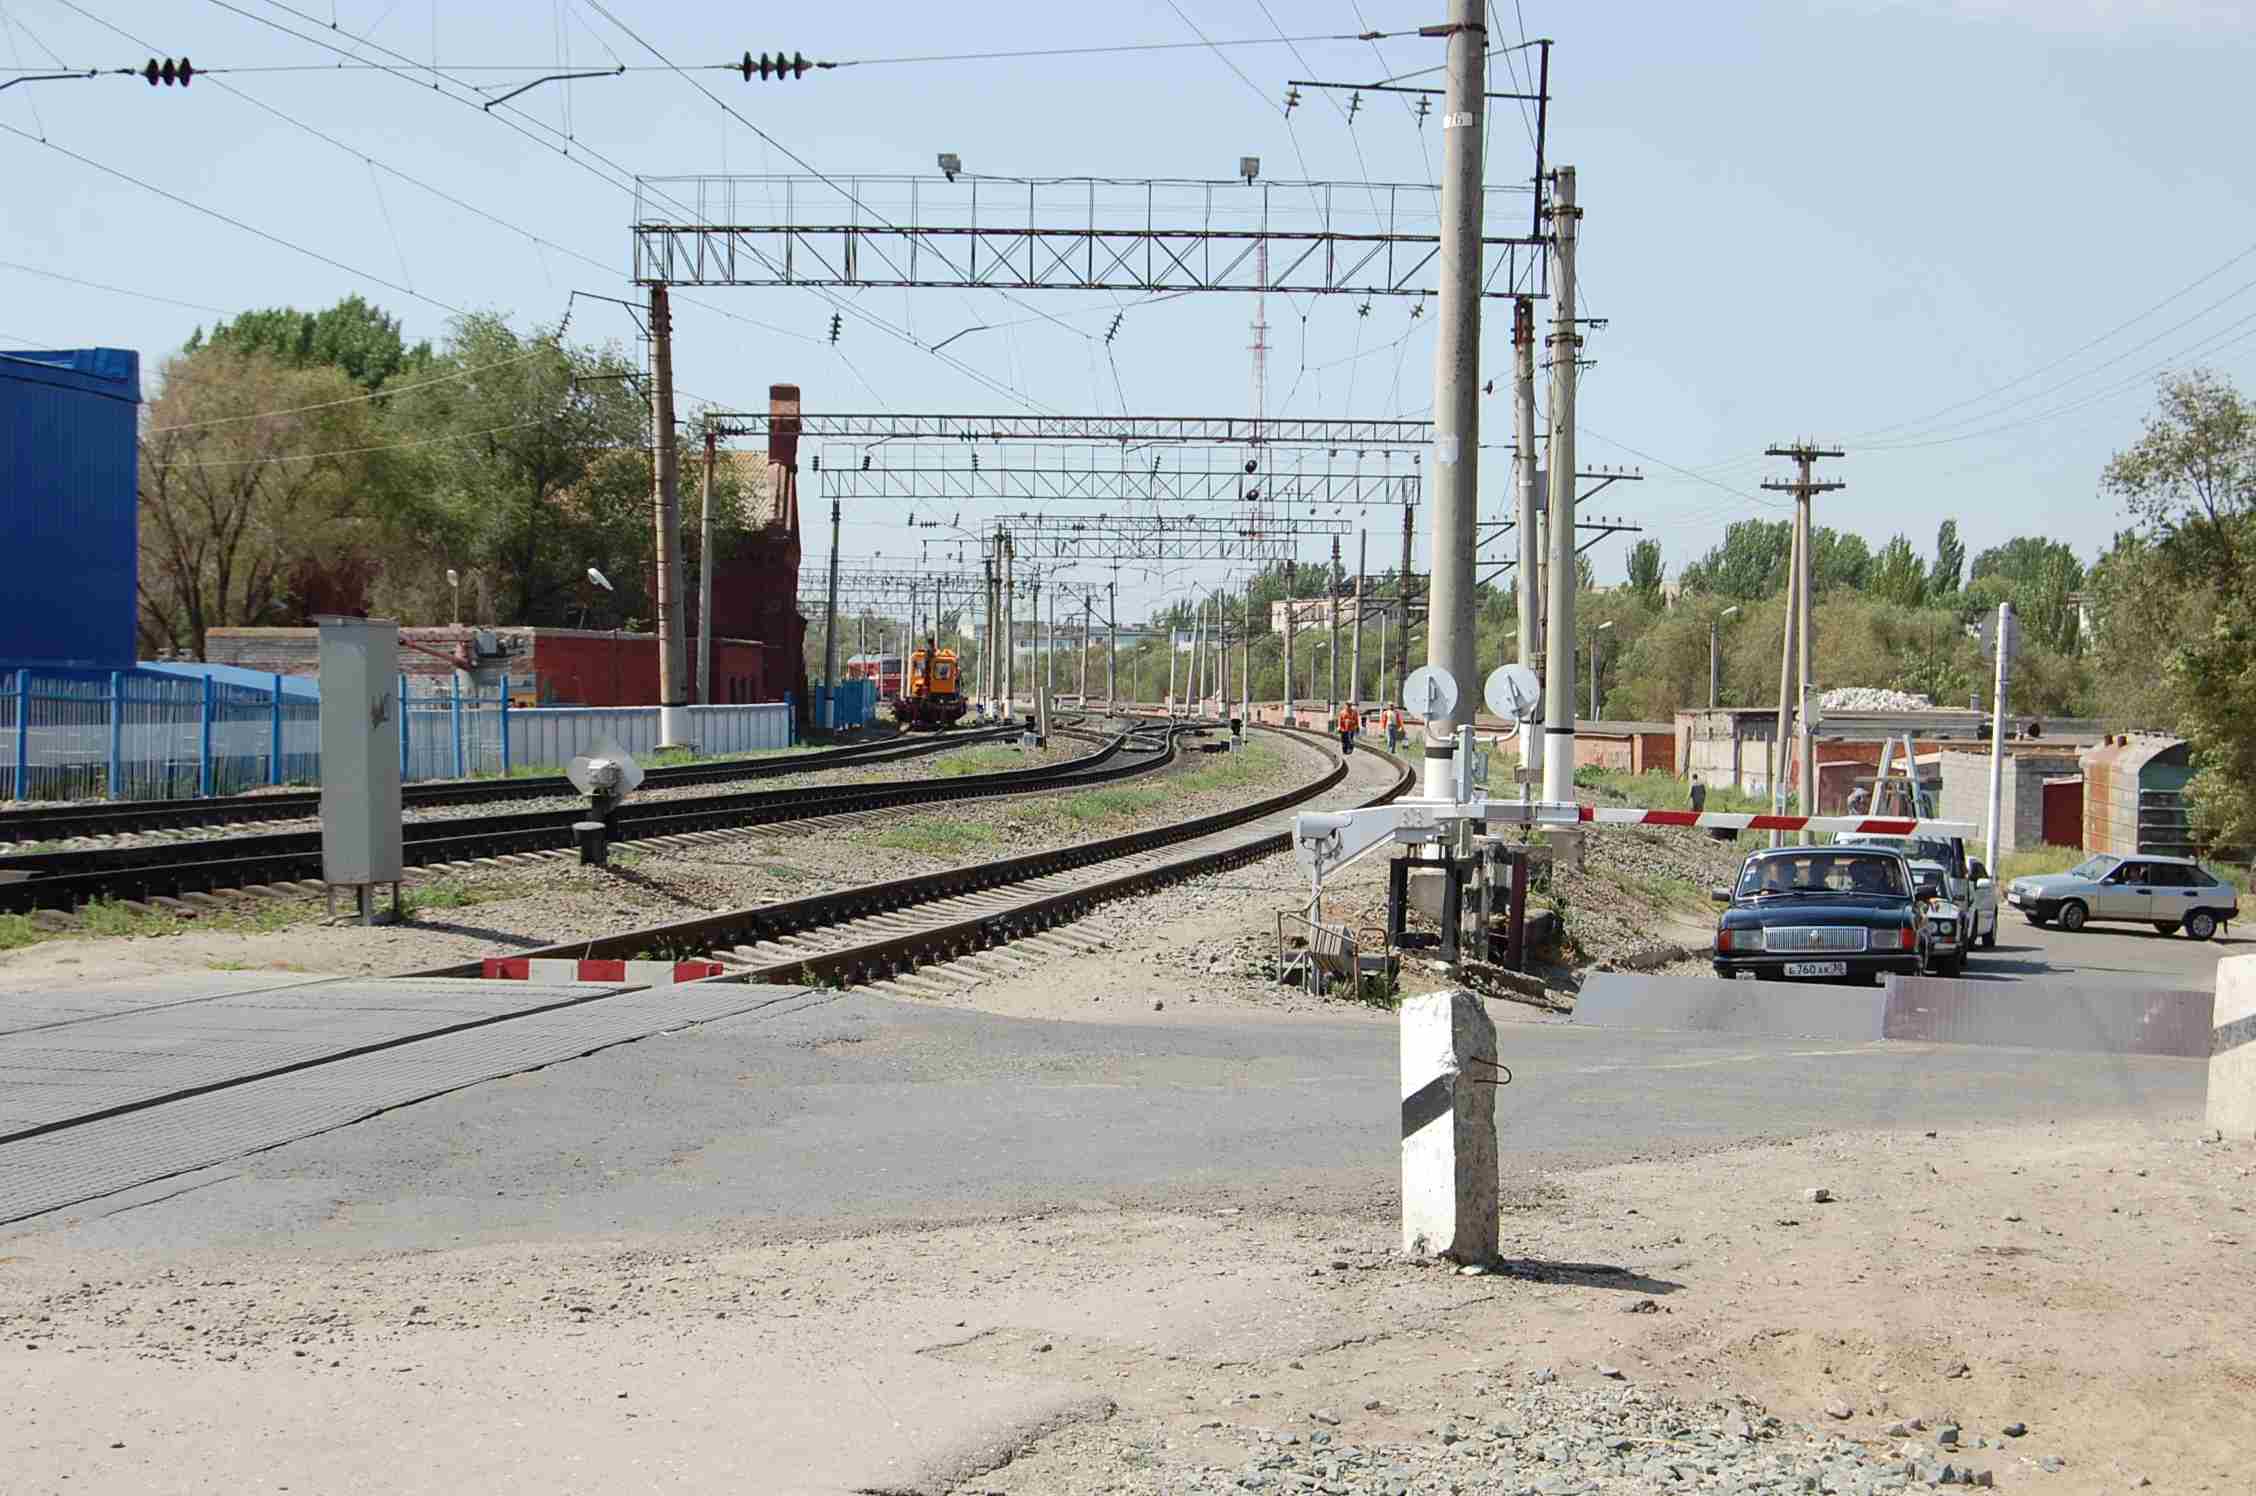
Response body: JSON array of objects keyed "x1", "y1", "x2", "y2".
[
  {"x1": 1338, "y1": 701, "x2": 1360, "y2": 755},
  {"x1": 1383, "y1": 705, "x2": 1403, "y2": 754}
]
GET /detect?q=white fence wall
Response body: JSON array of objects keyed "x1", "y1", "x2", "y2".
[{"x1": 506, "y1": 702, "x2": 792, "y2": 770}]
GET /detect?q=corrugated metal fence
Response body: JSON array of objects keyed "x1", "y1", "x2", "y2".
[{"x1": 2, "y1": 668, "x2": 796, "y2": 802}]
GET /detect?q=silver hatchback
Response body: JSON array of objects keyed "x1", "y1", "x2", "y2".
[{"x1": 2006, "y1": 853, "x2": 2240, "y2": 940}]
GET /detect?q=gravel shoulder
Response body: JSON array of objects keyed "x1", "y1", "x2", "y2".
[
  {"x1": 0, "y1": 728, "x2": 1318, "y2": 991},
  {"x1": 3, "y1": 1115, "x2": 2242, "y2": 1494}
]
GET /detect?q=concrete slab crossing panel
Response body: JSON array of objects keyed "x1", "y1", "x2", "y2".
[
  {"x1": 1881, "y1": 976, "x2": 2214, "y2": 1059},
  {"x1": 1573, "y1": 973, "x2": 1889, "y2": 1042}
]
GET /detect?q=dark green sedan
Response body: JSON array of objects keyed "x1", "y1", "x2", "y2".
[{"x1": 1711, "y1": 846, "x2": 1928, "y2": 985}]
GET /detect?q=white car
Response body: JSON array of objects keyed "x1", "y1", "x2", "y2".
[{"x1": 1835, "y1": 834, "x2": 1998, "y2": 950}]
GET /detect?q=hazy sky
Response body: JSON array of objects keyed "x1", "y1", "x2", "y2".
[{"x1": 5, "y1": 0, "x2": 2251, "y2": 621}]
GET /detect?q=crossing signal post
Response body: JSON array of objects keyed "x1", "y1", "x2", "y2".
[{"x1": 740, "y1": 51, "x2": 815, "y2": 81}]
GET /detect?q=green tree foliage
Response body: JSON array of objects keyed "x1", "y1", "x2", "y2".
[
  {"x1": 379, "y1": 313, "x2": 684, "y2": 629},
  {"x1": 186, "y1": 294, "x2": 431, "y2": 391},
  {"x1": 1868, "y1": 534, "x2": 1928, "y2": 608},
  {"x1": 1625, "y1": 538, "x2": 1665, "y2": 606},
  {"x1": 1931, "y1": 519, "x2": 1965, "y2": 599},
  {"x1": 1678, "y1": 519, "x2": 1869, "y2": 600},
  {"x1": 1678, "y1": 518, "x2": 1790, "y2": 599},
  {"x1": 136, "y1": 348, "x2": 393, "y2": 657},
  {"x1": 2099, "y1": 370, "x2": 2256, "y2": 845},
  {"x1": 1967, "y1": 535, "x2": 2085, "y2": 652}
]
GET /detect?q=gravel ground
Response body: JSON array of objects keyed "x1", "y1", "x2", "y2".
[
  {"x1": 0, "y1": 727, "x2": 1322, "y2": 983},
  {"x1": 0, "y1": 727, "x2": 1085, "y2": 855},
  {"x1": 982, "y1": 1372, "x2": 2010, "y2": 1495}
]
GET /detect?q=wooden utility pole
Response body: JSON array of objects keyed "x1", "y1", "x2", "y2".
[{"x1": 1762, "y1": 442, "x2": 1845, "y2": 842}]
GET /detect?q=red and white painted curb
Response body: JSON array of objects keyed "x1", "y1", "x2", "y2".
[
  {"x1": 480, "y1": 957, "x2": 727, "y2": 985},
  {"x1": 1578, "y1": 808, "x2": 1977, "y2": 838}
]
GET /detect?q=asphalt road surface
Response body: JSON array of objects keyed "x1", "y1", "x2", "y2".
[
  {"x1": 19, "y1": 989, "x2": 2205, "y2": 1256},
  {"x1": 1968, "y1": 905, "x2": 2243, "y2": 990}
]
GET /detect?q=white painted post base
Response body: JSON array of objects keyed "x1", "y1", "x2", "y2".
[
  {"x1": 2209, "y1": 955, "x2": 2256, "y2": 1142},
  {"x1": 1400, "y1": 988, "x2": 1500, "y2": 1262},
  {"x1": 658, "y1": 703, "x2": 694, "y2": 752}
]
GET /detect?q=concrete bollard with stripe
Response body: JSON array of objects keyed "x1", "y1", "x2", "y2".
[
  {"x1": 2212, "y1": 954, "x2": 2256, "y2": 1143},
  {"x1": 1400, "y1": 989, "x2": 1500, "y2": 1262}
]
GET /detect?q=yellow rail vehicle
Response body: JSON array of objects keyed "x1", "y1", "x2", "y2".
[{"x1": 893, "y1": 642, "x2": 969, "y2": 730}]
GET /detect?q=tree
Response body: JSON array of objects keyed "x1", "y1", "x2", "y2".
[
  {"x1": 1811, "y1": 528, "x2": 1872, "y2": 594},
  {"x1": 1968, "y1": 536, "x2": 2085, "y2": 652},
  {"x1": 1624, "y1": 537, "x2": 1665, "y2": 606},
  {"x1": 1931, "y1": 519, "x2": 1965, "y2": 599},
  {"x1": 1677, "y1": 518, "x2": 1867, "y2": 600},
  {"x1": 136, "y1": 347, "x2": 392, "y2": 657},
  {"x1": 1869, "y1": 534, "x2": 1928, "y2": 608},
  {"x1": 187, "y1": 295, "x2": 431, "y2": 391},
  {"x1": 2101, "y1": 367, "x2": 2256, "y2": 578},
  {"x1": 379, "y1": 312, "x2": 662, "y2": 628},
  {"x1": 2099, "y1": 370, "x2": 2256, "y2": 844},
  {"x1": 1678, "y1": 518, "x2": 1790, "y2": 599}
]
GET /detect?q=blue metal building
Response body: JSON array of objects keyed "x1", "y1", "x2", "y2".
[{"x1": 0, "y1": 347, "x2": 141, "y2": 670}]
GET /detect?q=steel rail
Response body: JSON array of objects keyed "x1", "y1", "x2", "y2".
[
  {"x1": 413, "y1": 726, "x2": 1413, "y2": 987},
  {"x1": 0, "y1": 723, "x2": 1024, "y2": 844},
  {"x1": 0, "y1": 724, "x2": 1163, "y2": 915}
]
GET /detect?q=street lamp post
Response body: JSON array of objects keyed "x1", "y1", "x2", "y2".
[
  {"x1": 446, "y1": 568, "x2": 460, "y2": 626},
  {"x1": 1709, "y1": 605, "x2": 1741, "y2": 709},
  {"x1": 1591, "y1": 619, "x2": 1615, "y2": 720}
]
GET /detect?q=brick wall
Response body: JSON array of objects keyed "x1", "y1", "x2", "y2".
[{"x1": 1939, "y1": 749, "x2": 2082, "y2": 856}]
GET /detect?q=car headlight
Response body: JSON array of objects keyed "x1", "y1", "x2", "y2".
[{"x1": 1717, "y1": 928, "x2": 1764, "y2": 952}]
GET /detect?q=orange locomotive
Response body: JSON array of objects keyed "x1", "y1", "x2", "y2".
[{"x1": 892, "y1": 639, "x2": 969, "y2": 730}]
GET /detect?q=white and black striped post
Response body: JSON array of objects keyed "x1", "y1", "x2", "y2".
[{"x1": 1400, "y1": 989, "x2": 1500, "y2": 1262}]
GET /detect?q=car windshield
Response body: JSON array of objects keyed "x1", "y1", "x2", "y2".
[
  {"x1": 2071, "y1": 855, "x2": 2120, "y2": 880},
  {"x1": 1738, "y1": 852, "x2": 1906, "y2": 897}
]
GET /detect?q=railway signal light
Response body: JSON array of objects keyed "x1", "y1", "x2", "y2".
[
  {"x1": 740, "y1": 50, "x2": 812, "y2": 81},
  {"x1": 143, "y1": 56, "x2": 192, "y2": 87}
]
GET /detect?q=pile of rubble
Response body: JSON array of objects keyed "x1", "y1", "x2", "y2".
[{"x1": 1818, "y1": 687, "x2": 1935, "y2": 712}]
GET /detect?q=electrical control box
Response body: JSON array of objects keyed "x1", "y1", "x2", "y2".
[{"x1": 318, "y1": 616, "x2": 404, "y2": 886}]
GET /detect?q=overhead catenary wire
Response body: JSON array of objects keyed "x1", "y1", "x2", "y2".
[
  {"x1": 0, "y1": 118, "x2": 461, "y2": 315},
  {"x1": 218, "y1": 0, "x2": 1061, "y2": 412},
  {"x1": 0, "y1": 256, "x2": 228, "y2": 313}
]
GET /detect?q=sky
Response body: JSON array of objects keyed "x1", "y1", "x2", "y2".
[{"x1": 4, "y1": 0, "x2": 2252, "y2": 625}]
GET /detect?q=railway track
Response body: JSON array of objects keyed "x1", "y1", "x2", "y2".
[
  {"x1": 418, "y1": 725, "x2": 1411, "y2": 991},
  {"x1": 0, "y1": 721, "x2": 1165, "y2": 917},
  {"x1": 0, "y1": 722, "x2": 1029, "y2": 845}
]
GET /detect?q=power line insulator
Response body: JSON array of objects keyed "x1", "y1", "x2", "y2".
[
  {"x1": 741, "y1": 50, "x2": 813, "y2": 81},
  {"x1": 143, "y1": 56, "x2": 192, "y2": 87}
]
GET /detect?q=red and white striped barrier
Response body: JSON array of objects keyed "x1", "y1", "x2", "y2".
[
  {"x1": 1577, "y1": 807, "x2": 1978, "y2": 838},
  {"x1": 480, "y1": 957, "x2": 727, "y2": 985}
]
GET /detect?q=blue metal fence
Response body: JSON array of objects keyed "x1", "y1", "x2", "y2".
[{"x1": 2, "y1": 667, "x2": 797, "y2": 802}]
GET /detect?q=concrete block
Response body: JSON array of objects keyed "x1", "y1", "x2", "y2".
[
  {"x1": 1543, "y1": 827, "x2": 1584, "y2": 873},
  {"x1": 2210, "y1": 955, "x2": 2256, "y2": 1142},
  {"x1": 1399, "y1": 989, "x2": 1499, "y2": 1262},
  {"x1": 1575, "y1": 972, "x2": 1888, "y2": 1042}
]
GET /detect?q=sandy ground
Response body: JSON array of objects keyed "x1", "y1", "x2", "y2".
[{"x1": 3, "y1": 1116, "x2": 2245, "y2": 1495}]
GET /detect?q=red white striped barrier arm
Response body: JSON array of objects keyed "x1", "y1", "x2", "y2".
[
  {"x1": 481, "y1": 958, "x2": 728, "y2": 985},
  {"x1": 1577, "y1": 807, "x2": 1979, "y2": 838}
]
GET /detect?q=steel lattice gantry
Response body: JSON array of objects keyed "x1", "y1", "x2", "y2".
[
  {"x1": 702, "y1": 412, "x2": 1435, "y2": 447},
  {"x1": 811, "y1": 445, "x2": 1421, "y2": 508},
  {"x1": 998, "y1": 512, "x2": 1351, "y2": 563},
  {"x1": 633, "y1": 175, "x2": 1544, "y2": 298}
]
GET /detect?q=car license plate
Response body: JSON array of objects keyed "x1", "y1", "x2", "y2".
[
  {"x1": 1782, "y1": 961, "x2": 1848, "y2": 978},
  {"x1": 2009, "y1": 892, "x2": 2025, "y2": 905}
]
